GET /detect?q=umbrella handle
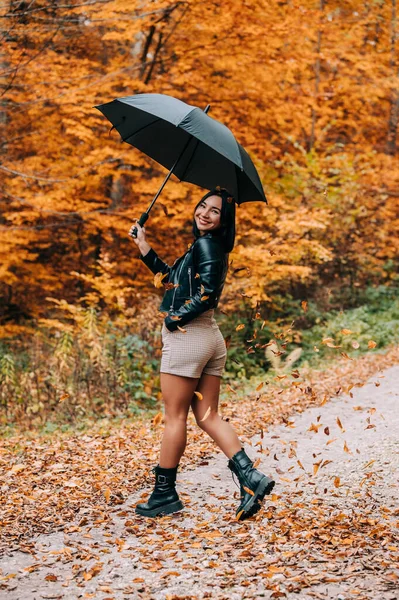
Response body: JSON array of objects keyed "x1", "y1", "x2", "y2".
[{"x1": 130, "y1": 212, "x2": 149, "y2": 238}]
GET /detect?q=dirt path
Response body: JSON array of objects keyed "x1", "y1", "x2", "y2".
[{"x1": 1, "y1": 365, "x2": 398, "y2": 600}]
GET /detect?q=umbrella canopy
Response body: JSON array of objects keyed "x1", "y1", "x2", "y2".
[{"x1": 95, "y1": 93, "x2": 267, "y2": 204}]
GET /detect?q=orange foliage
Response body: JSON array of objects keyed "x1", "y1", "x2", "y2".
[{"x1": 1, "y1": 0, "x2": 398, "y2": 328}]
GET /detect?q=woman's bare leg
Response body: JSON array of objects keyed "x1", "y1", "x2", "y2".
[
  {"x1": 159, "y1": 373, "x2": 200, "y2": 468},
  {"x1": 191, "y1": 373, "x2": 242, "y2": 458}
]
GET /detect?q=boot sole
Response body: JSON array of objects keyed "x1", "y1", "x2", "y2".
[
  {"x1": 135, "y1": 500, "x2": 184, "y2": 518},
  {"x1": 238, "y1": 477, "x2": 275, "y2": 520}
]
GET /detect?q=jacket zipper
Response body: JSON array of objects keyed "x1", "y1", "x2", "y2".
[
  {"x1": 170, "y1": 256, "x2": 186, "y2": 310},
  {"x1": 188, "y1": 267, "x2": 192, "y2": 296}
]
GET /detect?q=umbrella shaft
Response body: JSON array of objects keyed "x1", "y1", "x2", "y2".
[
  {"x1": 131, "y1": 104, "x2": 210, "y2": 237},
  {"x1": 146, "y1": 104, "x2": 211, "y2": 214}
]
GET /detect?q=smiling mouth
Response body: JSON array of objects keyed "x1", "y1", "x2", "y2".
[{"x1": 198, "y1": 219, "x2": 210, "y2": 225}]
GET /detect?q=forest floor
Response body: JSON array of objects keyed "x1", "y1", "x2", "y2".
[{"x1": 0, "y1": 347, "x2": 398, "y2": 600}]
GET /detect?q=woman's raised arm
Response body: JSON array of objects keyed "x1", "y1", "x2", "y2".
[{"x1": 129, "y1": 219, "x2": 172, "y2": 280}]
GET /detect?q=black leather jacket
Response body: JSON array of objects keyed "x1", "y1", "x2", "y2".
[{"x1": 139, "y1": 232, "x2": 229, "y2": 332}]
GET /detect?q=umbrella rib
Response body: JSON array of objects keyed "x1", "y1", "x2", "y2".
[
  {"x1": 176, "y1": 136, "x2": 200, "y2": 182},
  {"x1": 121, "y1": 117, "x2": 162, "y2": 142}
]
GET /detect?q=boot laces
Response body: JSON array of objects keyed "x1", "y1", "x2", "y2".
[{"x1": 230, "y1": 470, "x2": 240, "y2": 490}]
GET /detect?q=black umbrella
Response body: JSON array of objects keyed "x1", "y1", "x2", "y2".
[{"x1": 94, "y1": 93, "x2": 267, "y2": 238}]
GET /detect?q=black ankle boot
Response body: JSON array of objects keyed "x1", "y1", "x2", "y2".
[
  {"x1": 135, "y1": 465, "x2": 184, "y2": 518},
  {"x1": 228, "y1": 448, "x2": 275, "y2": 520}
]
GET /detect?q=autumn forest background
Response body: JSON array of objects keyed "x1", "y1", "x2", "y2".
[{"x1": 1, "y1": 0, "x2": 398, "y2": 431}]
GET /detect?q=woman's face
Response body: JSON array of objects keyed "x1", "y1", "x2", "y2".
[{"x1": 194, "y1": 195, "x2": 222, "y2": 235}]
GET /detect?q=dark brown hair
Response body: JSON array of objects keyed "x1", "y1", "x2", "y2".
[{"x1": 192, "y1": 187, "x2": 236, "y2": 253}]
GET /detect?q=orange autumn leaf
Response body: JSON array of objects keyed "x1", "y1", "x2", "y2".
[
  {"x1": 153, "y1": 271, "x2": 168, "y2": 288},
  {"x1": 194, "y1": 391, "x2": 203, "y2": 401},
  {"x1": 153, "y1": 411, "x2": 163, "y2": 426},
  {"x1": 313, "y1": 460, "x2": 322, "y2": 475},
  {"x1": 199, "y1": 406, "x2": 211, "y2": 422}
]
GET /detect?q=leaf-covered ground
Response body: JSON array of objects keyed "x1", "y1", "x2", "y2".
[{"x1": 0, "y1": 347, "x2": 398, "y2": 599}]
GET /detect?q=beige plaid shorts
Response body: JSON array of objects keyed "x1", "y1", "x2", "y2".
[{"x1": 160, "y1": 309, "x2": 227, "y2": 378}]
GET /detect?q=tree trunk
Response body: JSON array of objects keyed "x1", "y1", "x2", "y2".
[
  {"x1": 386, "y1": 0, "x2": 399, "y2": 155},
  {"x1": 309, "y1": 0, "x2": 325, "y2": 151}
]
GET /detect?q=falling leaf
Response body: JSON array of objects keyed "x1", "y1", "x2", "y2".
[
  {"x1": 226, "y1": 384, "x2": 237, "y2": 394},
  {"x1": 313, "y1": 460, "x2": 322, "y2": 475},
  {"x1": 58, "y1": 393, "x2": 69, "y2": 403},
  {"x1": 301, "y1": 300, "x2": 308, "y2": 312},
  {"x1": 324, "y1": 426, "x2": 330, "y2": 435},
  {"x1": 308, "y1": 422, "x2": 322, "y2": 433},
  {"x1": 326, "y1": 438, "x2": 337, "y2": 445},
  {"x1": 194, "y1": 391, "x2": 203, "y2": 401},
  {"x1": 368, "y1": 340, "x2": 377, "y2": 348},
  {"x1": 200, "y1": 406, "x2": 211, "y2": 422},
  {"x1": 297, "y1": 459, "x2": 305, "y2": 471},
  {"x1": 153, "y1": 412, "x2": 163, "y2": 426},
  {"x1": 343, "y1": 441, "x2": 351, "y2": 453},
  {"x1": 177, "y1": 325, "x2": 187, "y2": 333},
  {"x1": 256, "y1": 382, "x2": 264, "y2": 391},
  {"x1": 170, "y1": 315, "x2": 182, "y2": 321},
  {"x1": 154, "y1": 271, "x2": 168, "y2": 288},
  {"x1": 201, "y1": 296, "x2": 209, "y2": 302},
  {"x1": 243, "y1": 486, "x2": 255, "y2": 496},
  {"x1": 236, "y1": 324, "x2": 245, "y2": 331},
  {"x1": 341, "y1": 329, "x2": 353, "y2": 335},
  {"x1": 334, "y1": 476, "x2": 341, "y2": 488},
  {"x1": 336, "y1": 416, "x2": 345, "y2": 432}
]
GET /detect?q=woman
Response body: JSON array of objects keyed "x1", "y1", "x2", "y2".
[{"x1": 129, "y1": 187, "x2": 275, "y2": 520}]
